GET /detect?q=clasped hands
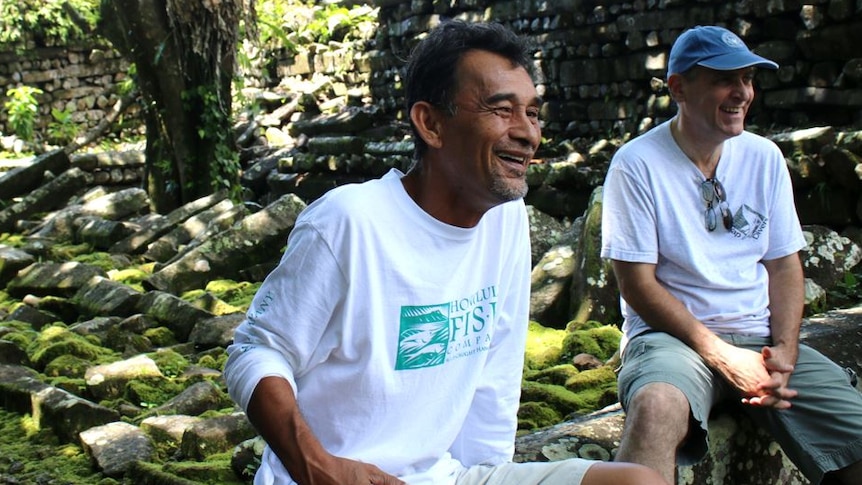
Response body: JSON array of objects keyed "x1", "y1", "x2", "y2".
[{"x1": 716, "y1": 342, "x2": 798, "y2": 409}]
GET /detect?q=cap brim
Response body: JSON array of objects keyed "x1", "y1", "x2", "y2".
[{"x1": 698, "y1": 51, "x2": 778, "y2": 71}]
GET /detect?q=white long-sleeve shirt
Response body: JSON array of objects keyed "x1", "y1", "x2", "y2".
[{"x1": 225, "y1": 169, "x2": 532, "y2": 485}]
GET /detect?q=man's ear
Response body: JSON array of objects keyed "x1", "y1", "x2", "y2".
[
  {"x1": 410, "y1": 101, "x2": 444, "y2": 149},
  {"x1": 667, "y1": 73, "x2": 684, "y2": 102}
]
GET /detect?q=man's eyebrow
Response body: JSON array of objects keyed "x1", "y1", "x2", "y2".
[{"x1": 485, "y1": 92, "x2": 543, "y2": 106}]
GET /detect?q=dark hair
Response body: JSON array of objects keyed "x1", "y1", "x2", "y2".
[{"x1": 403, "y1": 20, "x2": 536, "y2": 161}]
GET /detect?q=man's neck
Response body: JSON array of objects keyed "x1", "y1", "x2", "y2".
[
  {"x1": 401, "y1": 167, "x2": 485, "y2": 228},
  {"x1": 670, "y1": 117, "x2": 723, "y2": 178}
]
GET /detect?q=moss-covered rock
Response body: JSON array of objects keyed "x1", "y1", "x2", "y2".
[
  {"x1": 51, "y1": 243, "x2": 96, "y2": 261},
  {"x1": 149, "y1": 348, "x2": 190, "y2": 378},
  {"x1": 163, "y1": 451, "x2": 245, "y2": 484},
  {"x1": 109, "y1": 267, "x2": 151, "y2": 292},
  {"x1": 520, "y1": 380, "x2": 590, "y2": 417},
  {"x1": 530, "y1": 364, "x2": 579, "y2": 386},
  {"x1": 125, "y1": 377, "x2": 186, "y2": 410},
  {"x1": 44, "y1": 354, "x2": 93, "y2": 378},
  {"x1": 28, "y1": 324, "x2": 115, "y2": 370},
  {"x1": 1, "y1": 325, "x2": 36, "y2": 350},
  {"x1": 144, "y1": 326, "x2": 178, "y2": 347},
  {"x1": 0, "y1": 408, "x2": 110, "y2": 484},
  {"x1": 517, "y1": 401, "x2": 562, "y2": 430},
  {"x1": 105, "y1": 327, "x2": 153, "y2": 354},
  {"x1": 560, "y1": 323, "x2": 622, "y2": 362},
  {"x1": 524, "y1": 321, "x2": 567, "y2": 370},
  {"x1": 565, "y1": 365, "x2": 617, "y2": 393}
]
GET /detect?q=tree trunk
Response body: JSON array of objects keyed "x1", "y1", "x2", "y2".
[{"x1": 99, "y1": 0, "x2": 245, "y2": 213}]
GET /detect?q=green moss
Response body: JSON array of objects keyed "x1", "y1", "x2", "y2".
[
  {"x1": 186, "y1": 291, "x2": 244, "y2": 315},
  {"x1": 194, "y1": 347, "x2": 228, "y2": 371},
  {"x1": 28, "y1": 325, "x2": 114, "y2": 370},
  {"x1": 520, "y1": 380, "x2": 589, "y2": 417},
  {"x1": 48, "y1": 376, "x2": 88, "y2": 395},
  {"x1": 128, "y1": 461, "x2": 204, "y2": 485},
  {"x1": 125, "y1": 377, "x2": 185, "y2": 409},
  {"x1": 43, "y1": 354, "x2": 92, "y2": 377},
  {"x1": 0, "y1": 233, "x2": 26, "y2": 247},
  {"x1": 183, "y1": 279, "x2": 260, "y2": 310},
  {"x1": 2, "y1": 328, "x2": 37, "y2": 349},
  {"x1": 144, "y1": 326, "x2": 178, "y2": 347},
  {"x1": 104, "y1": 326, "x2": 153, "y2": 353},
  {"x1": 560, "y1": 324, "x2": 622, "y2": 362},
  {"x1": 0, "y1": 408, "x2": 108, "y2": 483},
  {"x1": 524, "y1": 321, "x2": 567, "y2": 370},
  {"x1": 71, "y1": 251, "x2": 119, "y2": 272},
  {"x1": 108, "y1": 267, "x2": 150, "y2": 292},
  {"x1": 196, "y1": 354, "x2": 219, "y2": 369},
  {"x1": 565, "y1": 319, "x2": 604, "y2": 332},
  {"x1": 0, "y1": 290, "x2": 20, "y2": 313},
  {"x1": 0, "y1": 295, "x2": 24, "y2": 314},
  {"x1": 149, "y1": 348, "x2": 190, "y2": 378},
  {"x1": 530, "y1": 364, "x2": 579, "y2": 386},
  {"x1": 517, "y1": 401, "x2": 562, "y2": 430},
  {"x1": 163, "y1": 453, "x2": 246, "y2": 484},
  {"x1": 51, "y1": 243, "x2": 95, "y2": 261},
  {"x1": 565, "y1": 365, "x2": 617, "y2": 392}
]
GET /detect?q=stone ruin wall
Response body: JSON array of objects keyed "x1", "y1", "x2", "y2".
[
  {"x1": 280, "y1": 0, "x2": 862, "y2": 140},
  {"x1": 0, "y1": 44, "x2": 134, "y2": 140},
  {"x1": 1, "y1": 1, "x2": 861, "y2": 147}
]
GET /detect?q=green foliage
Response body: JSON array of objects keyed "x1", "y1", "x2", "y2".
[
  {"x1": 0, "y1": 0, "x2": 101, "y2": 50},
  {"x1": 185, "y1": 85, "x2": 241, "y2": 199},
  {"x1": 826, "y1": 269, "x2": 862, "y2": 309},
  {"x1": 256, "y1": 0, "x2": 376, "y2": 55},
  {"x1": 4, "y1": 85, "x2": 43, "y2": 141},
  {"x1": 47, "y1": 106, "x2": 78, "y2": 144}
]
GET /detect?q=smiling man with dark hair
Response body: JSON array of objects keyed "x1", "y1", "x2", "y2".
[{"x1": 225, "y1": 19, "x2": 666, "y2": 485}]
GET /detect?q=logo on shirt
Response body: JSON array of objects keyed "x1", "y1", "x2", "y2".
[
  {"x1": 395, "y1": 285, "x2": 497, "y2": 370},
  {"x1": 731, "y1": 204, "x2": 767, "y2": 239}
]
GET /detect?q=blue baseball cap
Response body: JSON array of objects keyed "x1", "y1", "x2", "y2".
[{"x1": 667, "y1": 26, "x2": 778, "y2": 77}]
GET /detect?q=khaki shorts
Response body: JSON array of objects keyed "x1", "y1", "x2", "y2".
[
  {"x1": 456, "y1": 459, "x2": 596, "y2": 485},
  {"x1": 618, "y1": 331, "x2": 862, "y2": 484}
]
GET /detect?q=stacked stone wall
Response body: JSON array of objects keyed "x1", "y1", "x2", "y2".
[
  {"x1": 277, "y1": 0, "x2": 862, "y2": 142},
  {"x1": 3, "y1": 2, "x2": 861, "y2": 145},
  {"x1": 0, "y1": 44, "x2": 135, "y2": 140}
]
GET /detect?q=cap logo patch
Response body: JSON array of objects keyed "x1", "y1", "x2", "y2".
[{"x1": 721, "y1": 32, "x2": 744, "y2": 48}]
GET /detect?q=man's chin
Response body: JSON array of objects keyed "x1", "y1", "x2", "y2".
[{"x1": 491, "y1": 179, "x2": 528, "y2": 202}]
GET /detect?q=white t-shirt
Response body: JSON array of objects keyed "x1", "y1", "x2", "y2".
[
  {"x1": 601, "y1": 120, "x2": 806, "y2": 350},
  {"x1": 225, "y1": 169, "x2": 532, "y2": 485}
]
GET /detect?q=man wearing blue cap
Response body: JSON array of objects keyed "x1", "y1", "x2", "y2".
[{"x1": 600, "y1": 25, "x2": 862, "y2": 483}]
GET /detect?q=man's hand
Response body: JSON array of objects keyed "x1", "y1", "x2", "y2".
[
  {"x1": 294, "y1": 455, "x2": 406, "y2": 485},
  {"x1": 710, "y1": 341, "x2": 796, "y2": 409},
  {"x1": 741, "y1": 345, "x2": 797, "y2": 409}
]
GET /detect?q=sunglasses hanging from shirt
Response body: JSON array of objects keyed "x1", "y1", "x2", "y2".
[{"x1": 700, "y1": 178, "x2": 733, "y2": 231}]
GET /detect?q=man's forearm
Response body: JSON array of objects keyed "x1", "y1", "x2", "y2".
[
  {"x1": 246, "y1": 376, "x2": 334, "y2": 484},
  {"x1": 763, "y1": 253, "x2": 804, "y2": 361},
  {"x1": 612, "y1": 260, "x2": 726, "y2": 363}
]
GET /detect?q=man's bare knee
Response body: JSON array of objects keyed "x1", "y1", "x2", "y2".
[{"x1": 624, "y1": 382, "x2": 690, "y2": 440}]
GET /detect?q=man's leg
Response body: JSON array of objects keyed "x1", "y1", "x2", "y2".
[
  {"x1": 824, "y1": 460, "x2": 862, "y2": 484},
  {"x1": 615, "y1": 332, "x2": 724, "y2": 483},
  {"x1": 615, "y1": 382, "x2": 689, "y2": 482},
  {"x1": 741, "y1": 342, "x2": 862, "y2": 485}
]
